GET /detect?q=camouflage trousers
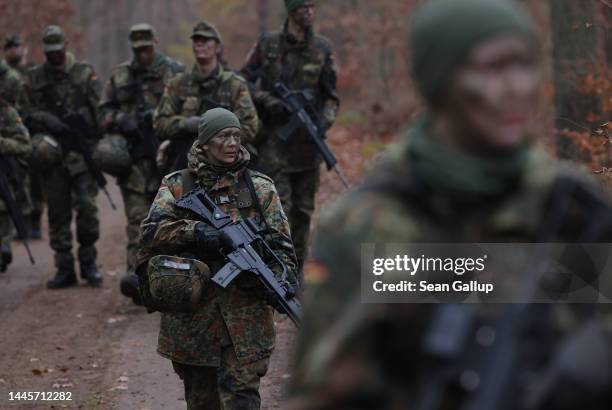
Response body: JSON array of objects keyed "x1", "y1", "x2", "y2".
[
  {"x1": 268, "y1": 168, "x2": 320, "y2": 272},
  {"x1": 44, "y1": 165, "x2": 99, "y2": 269},
  {"x1": 29, "y1": 170, "x2": 45, "y2": 219},
  {"x1": 172, "y1": 345, "x2": 270, "y2": 410},
  {"x1": 119, "y1": 186, "x2": 156, "y2": 274},
  {"x1": 0, "y1": 212, "x2": 11, "y2": 259}
]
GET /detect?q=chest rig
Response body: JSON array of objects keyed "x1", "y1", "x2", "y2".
[
  {"x1": 261, "y1": 31, "x2": 324, "y2": 94},
  {"x1": 113, "y1": 65, "x2": 166, "y2": 114},
  {"x1": 180, "y1": 169, "x2": 269, "y2": 229},
  {"x1": 30, "y1": 64, "x2": 89, "y2": 116},
  {"x1": 178, "y1": 68, "x2": 234, "y2": 117}
]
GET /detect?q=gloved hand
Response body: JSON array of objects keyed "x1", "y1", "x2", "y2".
[
  {"x1": 266, "y1": 271, "x2": 299, "y2": 314},
  {"x1": 183, "y1": 116, "x2": 200, "y2": 135},
  {"x1": 194, "y1": 222, "x2": 232, "y2": 254},
  {"x1": 35, "y1": 112, "x2": 69, "y2": 135},
  {"x1": 262, "y1": 96, "x2": 290, "y2": 123},
  {"x1": 117, "y1": 113, "x2": 139, "y2": 136}
]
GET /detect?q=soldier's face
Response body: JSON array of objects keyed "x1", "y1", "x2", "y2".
[
  {"x1": 45, "y1": 49, "x2": 66, "y2": 67},
  {"x1": 202, "y1": 127, "x2": 242, "y2": 166},
  {"x1": 445, "y1": 34, "x2": 540, "y2": 152},
  {"x1": 193, "y1": 37, "x2": 220, "y2": 62},
  {"x1": 133, "y1": 46, "x2": 155, "y2": 67},
  {"x1": 5, "y1": 45, "x2": 24, "y2": 63},
  {"x1": 291, "y1": 3, "x2": 316, "y2": 28}
]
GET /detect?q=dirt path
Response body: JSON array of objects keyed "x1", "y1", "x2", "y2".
[{"x1": 0, "y1": 182, "x2": 295, "y2": 410}]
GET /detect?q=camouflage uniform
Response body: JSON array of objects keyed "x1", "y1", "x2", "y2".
[
  {"x1": 21, "y1": 28, "x2": 102, "y2": 281},
  {"x1": 288, "y1": 126, "x2": 612, "y2": 408},
  {"x1": 0, "y1": 58, "x2": 24, "y2": 106},
  {"x1": 154, "y1": 22, "x2": 259, "y2": 174},
  {"x1": 241, "y1": 20, "x2": 340, "y2": 272},
  {"x1": 4, "y1": 35, "x2": 43, "y2": 239},
  {"x1": 138, "y1": 143, "x2": 296, "y2": 410},
  {"x1": 0, "y1": 104, "x2": 30, "y2": 271},
  {"x1": 98, "y1": 25, "x2": 184, "y2": 277}
]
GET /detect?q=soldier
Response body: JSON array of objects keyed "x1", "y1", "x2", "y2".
[
  {"x1": 3, "y1": 34, "x2": 42, "y2": 240},
  {"x1": 0, "y1": 102, "x2": 31, "y2": 272},
  {"x1": 241, "y1": 0, "x2": 339, "y2": 276},
  {"x1": 96, "y1": 23, "x2": 185, "y2": 304},
  {"x1": 0, "y1": 50, "x2": 24, "y2": 106},
  {"x1": 153, "y1": 20, "x2": 258, "y2": 174},
  {"x1": 21, "y1": 25, "x2": 103, "y2": 288},
  {"x1": 289, "y1": 0, "x2": 612, "y2": 408},
  {"x1": 138, "y1": 108, "x2": 298, "y2": 409}
]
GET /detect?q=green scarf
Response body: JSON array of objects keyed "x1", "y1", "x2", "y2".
[{"x1": 408, "y1": 120, "x2": 532, "y2": 200}]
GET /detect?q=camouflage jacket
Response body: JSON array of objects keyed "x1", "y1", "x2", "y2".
[
  {"x1": 99, "y1": 52, "x2": 185, "y2": 193},
  {"x1": 0, "y1": 59, "x2": 24, "y2": 107},
  {"x1": 138, "y1": 145, "x2": 296, "y2": 366},
  {"x1": 20, "y1": 53, "x2": 101, "y2": 174},
  {"x1": 153, "y1": 64, "x2": 258, "y2": 145},
  {"x1": 242, "y1": 22, "x2": 340, "y2": 172},
  {"x1": 0, "y1": 104, "x2": 31, "y2": 212},
  {"x1": 289, "y1": 129, "x2": 612, "y2": 409},
  {"x1": 7, "y1": 60, "x2": 35, "y2": 77}
]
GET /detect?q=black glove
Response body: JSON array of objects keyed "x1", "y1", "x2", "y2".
[
  {"x1": 36, "y1": 112, "x2": 69, "y2": 135},
  {"x1": 263, "y1": 96, "x2": 290, "y2": 123},
  {"x1": 266, "y1": 272, "x2": 299, "y2": 314},
  {"x1": 194, "y1": 222, "x2": 232, "y2": 254},
  {"x1": 117, "y1": 113, "x2": 139, "y2": 136}
]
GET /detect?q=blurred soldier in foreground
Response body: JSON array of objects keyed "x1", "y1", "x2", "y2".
[
  {"x1": 154, "y1": 20, "x2": 258, "y2": 174},
  {"x1": 137, "y1": 108, "x2": 297, "y2": 409},
  {"x1": 242, "y1": 0, "x2": 340, "y2": 276},
  {"x1": 21, "y1": 26, "x2": 103, "y2": 288},
  {"x1": 290, "y1": 0, "x2": 612, "y2": 409},
  {"x1": 96, "y1": 23, "x2": 184, "y2": 305},
  {"x1": 0, "y1": 100, "x2": 31, "y2": 272},
  {"x1": 3, "y1": 34, "x2": 43, "y2": 239}
]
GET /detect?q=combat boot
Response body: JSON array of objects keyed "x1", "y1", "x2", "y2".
[
  {"x1": 47, "y1": 268, "x2": 77, "y2": 289},
  {"x1": 81, "y1": 263, "x2": 103, "y2": 286},
  {"x1": 120, "y1": 274, "x2": 143, "y2": 306},
  {"x1": 30, "y1": 214, "x2": 42, "y2": 240}
]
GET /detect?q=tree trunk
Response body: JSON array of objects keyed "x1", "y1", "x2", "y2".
[{"x1": 550, "y1": 0, "x2": 600, "y2": 160}]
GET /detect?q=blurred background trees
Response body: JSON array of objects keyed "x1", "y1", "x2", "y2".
[{"x1": 0, "y1": 0, "x2": 610, "y2": 174}]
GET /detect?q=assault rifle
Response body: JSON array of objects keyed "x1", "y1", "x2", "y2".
[
  {"x1": 53, "y1": 104, "x2": 116, "y2": 210},
  {"x1": 175, "y1": 186, "x2": 302, "y2": 326},
  {"x1": 415, "y1": 178, "x2": 612, "y2": 410},
  {"x1": 273, "y1": 81, "x2": 350, "y2": 189},
  {"x1": 0, "y1": 153, "x2": 35, "y2": 264}
]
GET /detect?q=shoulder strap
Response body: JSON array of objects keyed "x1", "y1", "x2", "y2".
[
  {"x1": 180, "y1": 169, "x2": 196, "y2": 193},
  {"x1": 243, "y1": 170, "x2": 274, "y2": 235}
]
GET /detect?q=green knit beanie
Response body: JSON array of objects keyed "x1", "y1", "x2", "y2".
[
  {"x1": 198, "y1": 108, "x2": 241, "y2": 145},
  {"x1": 285, "y1": 0, "x2": 312, "y2": 13},
  {"x1": 410, "y1": 0, "x2": 536, "y2": 106}
]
